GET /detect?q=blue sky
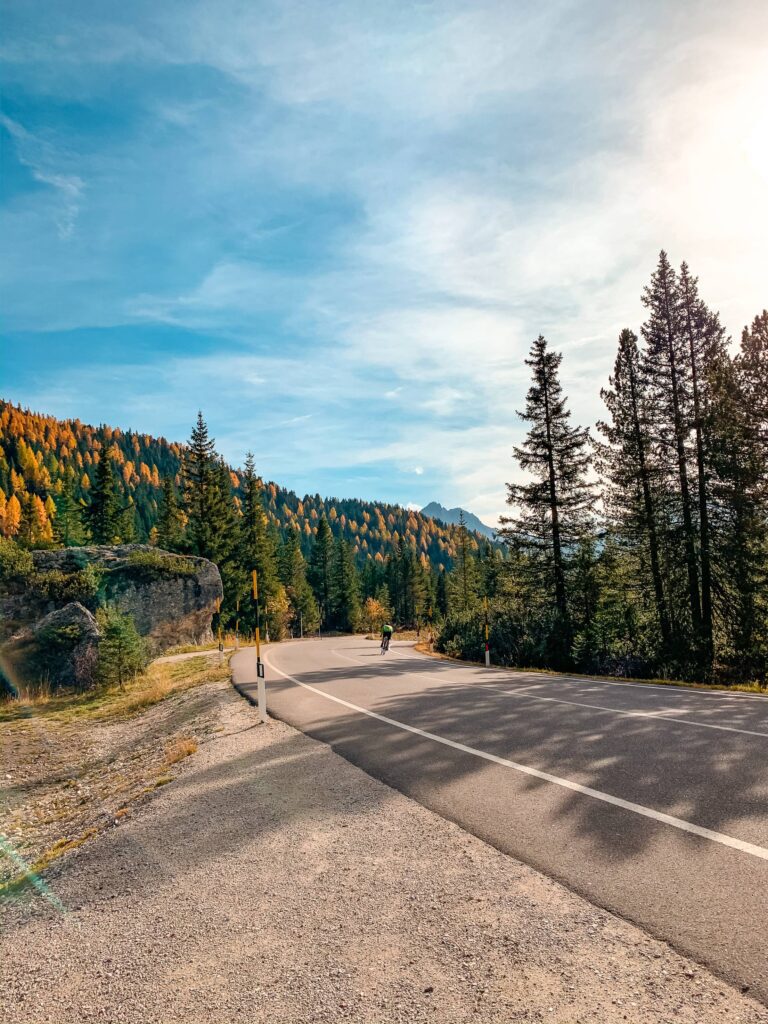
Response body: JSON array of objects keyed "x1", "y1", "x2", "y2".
[{"x1": 2, "y1": 1, "x2": 767, "y2": 523}]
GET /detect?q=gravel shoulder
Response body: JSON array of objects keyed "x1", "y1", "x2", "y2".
[{"x1": 2, "y1": 678, "x2": 766, "y2": 1024}]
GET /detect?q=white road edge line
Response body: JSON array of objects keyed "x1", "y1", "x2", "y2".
[
  {"x1": 264, "y1": 650, "x2": 768, "y2": 863},
  {"x1": 331, "y1": 646, "x2": 768, "y2": 740}
]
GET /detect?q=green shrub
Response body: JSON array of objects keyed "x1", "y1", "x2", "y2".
[
  {"x1": 96, "y1": 607, "x2": 148, "y2": 688},
  {"x1": 29, "y1": 565, "x2": 103, "y2": 605},
  {"x1": 0, "y1": 538, "x2": 34, "y2": 587},
  {"x1": 121, "y1": 550, "x2": 197, "y2": 582}
]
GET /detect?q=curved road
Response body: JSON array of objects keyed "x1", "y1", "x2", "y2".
[{"x1": 232, "y1": 637, "x2": 768, "y2": 1002}]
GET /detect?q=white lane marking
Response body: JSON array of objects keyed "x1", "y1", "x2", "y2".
[
  {"x1": 330, "y1": 646, "x2": 768, "y2": 740},
  {"x1": 264, "y1": 651, "x2": 768, "y2": 863}
]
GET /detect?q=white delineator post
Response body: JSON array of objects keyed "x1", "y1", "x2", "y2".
[{"x1": 253, "y1": 569, "x2": 267, "y2": 724}]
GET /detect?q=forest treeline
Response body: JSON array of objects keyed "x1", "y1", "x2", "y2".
[
  {"x1": 2, "y1": 251, "x2": 766, "y2": 684},
  {"x1": 0, "y1": 403, "x2": 491, "y2": 641},
  {"x1": 439, "y1": 252, "x2": 768, "y2": 684},
  {"x1": 0, "y1": 401, "x2": 485, "y2": 570}
]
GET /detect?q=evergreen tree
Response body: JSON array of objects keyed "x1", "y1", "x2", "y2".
[
  {"x1": 96, "y1": 607, "x2": 147, "y2": 689},
  {"x1": 500, "y1": 336, "x2": 594, "y2": 660},
  {"x1": 707, "y1": 350, "x2": 768, "y2": 677},
  {"x1": 738, "y1": 310, "x2": 768, "y2": 453},
  {"x1": 447, "y1": 510, "x2": 480, "y2": 612},
  {"x1": 641, "y1": 253, "x2": 702, "y2": 644},
  {"x1": 596, "y1": 329, "x2": 671, "y2": 652},
  {"x1": 330, "y1": 537, "x2": 361, "y2": 632},
  {"x1": 210, "y1": 457, "x2": 241, "y2": 618},
  {"x1": 183, "y1": 412, "x2": 218, "y2": 559},
  {"x1": 279, "y1": 532, "x2": 319, "y2": 634},
  {"x1": 84, "y1": 449, "x2": 120, "y2": 544},
  {"x1": 156, "y1": 476, "x2": 184, "y2": 550},
  {"x1": 678, "y1": 262, "x2": 728, "y2": 662},
  {"x1": 308, "y1": 517, "x2": 334, "y2": 626},
  {"x1": 53, "y1": 477, "x2": 85, "y2": 547},
  {"x1": 238, "y1": 452, "x2": 279, "y2": 632}
]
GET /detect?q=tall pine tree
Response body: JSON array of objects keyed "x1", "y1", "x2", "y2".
[
  {"x1": 309, "y1": 517, "x2": 334, "y2": 626},
  {"x1": 183, "y1": 412, "x2": 219, "y2": 559},
  {"x1": 330, "y1": 537, "x2": 361, "y2": 632},
  {"x1": 156, "y1": 476, "x2": 183, "y2": 550},
  {"x1": 597, "y1": 328, "x2": 671, "y2": 651},
  {"x1": 500, "y1": 336, "x2": 594, "y2": 659},
  {"x1": 641, "y1": 253, "x2": 702, "y2": 646},
  {"x1": 84, "y1": 448, "x2": 120, "y2": 544}
]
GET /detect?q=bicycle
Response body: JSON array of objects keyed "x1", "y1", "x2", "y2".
[{"x1": 380, "y1": 635, "x2": 391, "y2": 654}]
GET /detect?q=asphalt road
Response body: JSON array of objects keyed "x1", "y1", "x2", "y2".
[{"x1": 232, "y1": 637, "x2": 768, "y2": 1002}]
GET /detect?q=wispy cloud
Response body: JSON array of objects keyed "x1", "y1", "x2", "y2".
[
  {"x1": 0, "y1": 114, "x2": 85, "y2": 238},
  {"x1": 2, "y1": 0, "x2": 767, "y2": 518}
]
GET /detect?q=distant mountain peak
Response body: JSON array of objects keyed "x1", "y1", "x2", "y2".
[{"x1": 421, "y1": 501, "x2": 496, "y2": 540}]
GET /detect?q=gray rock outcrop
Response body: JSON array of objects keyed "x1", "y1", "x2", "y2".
[{"x1": 0, "y1": 545, "x2": 223, "y2": 690}]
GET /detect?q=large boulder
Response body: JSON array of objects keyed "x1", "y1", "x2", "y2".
[
  {"x1": 0, "y1": 545, "x2": 223, "y2": 690},
  {"x1": 29, "y1": 545, "x2": 223, "y2": 654},
  {"x1": 37, "y1": 602, "x2": 100, "y2": 687}
]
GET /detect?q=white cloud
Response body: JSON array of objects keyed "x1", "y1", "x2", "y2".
[
  {"x1": 6, "y1": 0, "x2": 768, "y2": 521},
  {"x1": 0, "y1": 114, "x2": 85, "y2": 238}
]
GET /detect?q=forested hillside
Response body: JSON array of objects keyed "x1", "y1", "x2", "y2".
[{"x1": 0, "y1": 400, "x2": 481, "y2": 571}]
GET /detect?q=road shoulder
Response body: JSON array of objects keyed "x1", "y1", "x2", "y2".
[{"x1": 2, "y1": 678, "x2": 766, "y2": 1023}]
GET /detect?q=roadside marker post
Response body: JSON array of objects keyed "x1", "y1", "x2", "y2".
[
  {"x1": 252, "y1": 570, "x2": 267, "y2": 723},
  {"x1": 484, "y1": 596, "x2": 490, "y2": 668},
  {"x1": 215, "y1": 598, "x2": 224, "y2": 666}
]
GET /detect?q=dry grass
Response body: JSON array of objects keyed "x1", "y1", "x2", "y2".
[
  {"x1": 164, "y1": 736, "x2": 198, "y2": 766},
  {"x1": 163, "y1": 635, "x2": 256, "y2": 656},
  {"x1": 0, "y1": 655, "x2": 231, "y2": 726},
  {"x1": 0, "y1": 652, "x2": 225, "y2": 902}
]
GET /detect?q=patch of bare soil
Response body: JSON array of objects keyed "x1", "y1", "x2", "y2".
[{"x1": 0, "y1": 677, "x2": 225, "y2": 889}]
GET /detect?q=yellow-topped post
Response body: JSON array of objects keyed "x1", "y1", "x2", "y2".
[
  {"x1": 483, "y1": 595, "x2": 490, "y2": 667},
  {"x1": 252, "y1": 569, "x2": 267, "y2": 722},
  {"x1": 215, "y1": 598, "x2": 224, "y2": 665}
]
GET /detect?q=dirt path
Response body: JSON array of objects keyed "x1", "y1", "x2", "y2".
[{"x1": 1, "y1": 679, "x2": 766, "y2": 1024}]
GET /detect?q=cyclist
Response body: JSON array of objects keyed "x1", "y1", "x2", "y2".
[{"x1": 380, "y1": 622, "x2": 394, "y2": 654}]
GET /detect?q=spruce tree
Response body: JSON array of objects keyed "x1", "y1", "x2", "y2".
[
  {"x1": 53, "y1": 477, "x2": 85, "y2": 547},
  {"x1": 85, "y1": 448, "x2": 120, "y2": 544},
  {"x1": 96, "y1": 607, "x2": 147, "y2": 689},
  {"x1": 238, "y1": 452, "x2": 279, "y2": 631},
  {"x1": 183, "y1": 412, "x2": 218, "y2": 559},
  {"x1": 308, "y1": 517, "x2": 334, "y2": 626},
  {"x1": 708, "y1": 344, "x2": 767, "y2": 677},
  {"x1": 500, "y1": 336, "x2": 594, "y2": 655},
  {"x1": 156, "y1": 476, "x2": 183, "y2": 550},
  {"x1": 279, "y1": 532, "x2": 319, "y2": 633},
  {"x1": 596, "y1": 329, "x2": 671, "y2": 651},
  {"x1": 330, "y1": 537, "x2": 361, "y2": 632},
  {"x1": 677, "y1": 262, "x2": 728, "y2": 662},
  {"x1": 448, "y1": 510, "x2": 480, "y2": 612},
  {"x1": 738, "y1": 310, "x2": 768, "y2": 451},
  {"x1": 641, "y1": 253, "x2": 702, "y2": 643}
]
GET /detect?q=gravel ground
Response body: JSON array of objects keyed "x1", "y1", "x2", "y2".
[{"x1": 1, "y1": 679, "x2": 766, "y2": 1024}]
